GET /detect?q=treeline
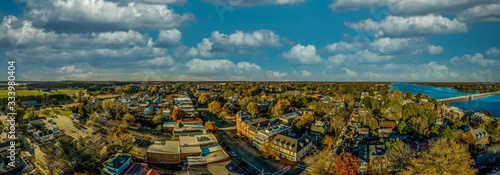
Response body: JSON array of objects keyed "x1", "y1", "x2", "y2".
[
  {"x1": 0, "y1": 94, "x2": 70, "y2": 105},
  {"x1": 415, "y1": 82, "x2": 500, "y2": 92},
  {"x1": 28, "y1": 81, "x2": 116, "y2": 89}
]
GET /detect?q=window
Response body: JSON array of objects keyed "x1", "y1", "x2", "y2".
[
  {"x1": 157, "y1": 155, "x2": 159, "y2": 158},
  {"x1": 148, "y1": 154, "x2": 151, "y2": 157},
  {"x1": 175, "y1": 156, "x2": 178, "y2": 158},
  {"x1": 166, "y1": 155, "x2": 169, "y2": 158}
]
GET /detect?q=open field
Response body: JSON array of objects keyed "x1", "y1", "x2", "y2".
[
  {"x1": 24, "y1": 108, "x2": 74, "y2": 119},
  {"x1": 0, "y1": 89, "x2": 86, "y2": 98}
]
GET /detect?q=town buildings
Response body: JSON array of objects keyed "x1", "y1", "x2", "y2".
[
  {"x1": 269, "y1": 134, "x2": 313, "y2": 162},
  {"x1": 102, "y1": 153, "x2": 132, "y2": 175}
]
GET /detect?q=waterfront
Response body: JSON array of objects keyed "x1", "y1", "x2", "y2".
[{"x1": 390, "y1": 83, "x2": 500, "y2": 118}]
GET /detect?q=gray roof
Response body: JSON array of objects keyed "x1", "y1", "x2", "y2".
[
  {"x1": 147, "y1": 141, "x2": 180, "y2": 154},
  {"x1": 271, "y1": 134, "x2": 312, "y2": 153},
  {"x1": 358, "y1": 128, "x2": 369, "y2": 135},
  {"x1": 378, "y1": 128, "x2": 393, "y2": 134},
  {"x1": 103, "y1": 153, "x2": 131, "y2": 170},
  {"x1": 369, "y1": 144, "x2": 386, "y2": 161},
  {"x1": 243, "y1": 117, "x2": 269, "y2": 125},
  {"x1": 472, "y1": 127, "x2": 489, "y2": 141}
]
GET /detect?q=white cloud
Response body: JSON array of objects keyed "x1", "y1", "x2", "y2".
[
  {"x1": 204, "y1": 0, "x2": 304, "y2": 6},
  {"x1": 185, "y1": 58, "x2": 261, "y2": 74},
  {"x1": 24, "y1": 0, "x2": 194, "y2": 32},
  {"x1": 266, "y1": 71, "x2": 288, "y2": 79},
  {"x1": 143, "y1": 56, "x2": 175, "y2": 66},
  {"x1": 106, "y1": 0, "x2": 186, "y2": 5},
  {"x1": 325, "y1": 41, "x2": 361, "y2": 53},
  {"x1": 349, "y1": 50, "x2": 394, "y2": 63},
  {"x1": 155, "y1": 29, "x2": 182, "y2": 48},
  {"x1": 174, "y1": 30, "x2": 281, "y2": 59},
  {"x1": 451, "y1": 53, "x2": 497, "y2": 67},
  {"x1": 300, "y1": 70, "x2": 312, "y2": 78},
  {"x1": 347, "y1": 14, "x2": 468, "y2": 38},
  {"x1": 211, "y1": 30, "x2": 281, "y2": 49},
  {"x1": 457, "y1": 3, "x2": 500, "y2": 23},
  {"x1": 368, "y1": 37, "x2": 443, "y2": 55},
  {"x1": 327, "y1": 54, "x2": 347, "y2": 65},
  {"x1": 486, "y1": 47, "x2": 500, "y2": 57},
  {"x1": 330, "y1": 0, "x2": 496, "y2": 16},
  {"x1": 281, "y1": 44, "x2": 324, "y2": 64},
  {"x1": 56, "y1": 65, "x2": 83, "y2": 74}
]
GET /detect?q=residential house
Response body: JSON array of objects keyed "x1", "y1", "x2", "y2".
[
  {"x1": 48, "y1": 126, "x2": 61, "y2": 137},
  {"x1": 279, "y1": 112, "x2": 302, "y2": 124},
  {"x1": 102, "y1": 153, "x2": 132, "y2": 175},
  {"x1": 270, "y1": 134, "x2": 313, "y2": 162},
  {"x1": 471, "y1": 112, "x2": 489, "y2": 123},
  {"x1": 33, "y1": 130, "x2": 54, "y2": 143},
  {"x1": 162, "y1": 121, "x2": 176, "y2": 131},
  {"x1": 465, "y1": 127, "x2": 489, "y2": 146},
  {"x1": 357, "y1": 144, "x2": 369, "y2": 174},
  {"x1": 310, "y1": 121, "x2": 328, "y2": 136},
  {"x1": 144, "y1": 105, "x2": 156, "y2": 115},
  {"x1": 377, "y1": 128, "x2": 393, "y2": 138},
  {"x1": 123, "y1": 162, "x2": 161, "y2": 175},
  {"x1": 257, "y1": 102, "x2": 270, "y2": 112},
  {"x1": 0, "y1": 156, "x2": 27, "y2": 175},
  {"x1": 369, "y1": 144, "x2": 388, "y2": 173}
]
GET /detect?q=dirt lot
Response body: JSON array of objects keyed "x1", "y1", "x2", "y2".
[{"x1": 45, "y1": 115, "x2": 95, "y2": 139}]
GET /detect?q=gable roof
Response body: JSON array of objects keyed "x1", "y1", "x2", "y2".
[
  {"x1": 104, "y1": 153, "x2": 131, "y2": 170},
  {"x1": 271, "y1": 134, "x2": 312, "y2": 153},
  {"x1": 471, "y1": 127, "x2": 489, "y2": 141}
]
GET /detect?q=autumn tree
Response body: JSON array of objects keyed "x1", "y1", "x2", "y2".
[
  {"x1": 295, "y1": 113, "x2": 314, "y2": 133},
  {"x1": 259, "y1": 143, "x2": 278, "y2": 160},
  {"x1": 333, "y1": 151, "x2": 360, "y2": 175},
  {"x1": 402, "y1": 138, "x2": 476, "y2": 175},
  {"x1": 271, "y1": 99, "x2": 291, "y2": 118},
  {"x1": 198, "y1": 93, "x2": 211, "y2": 106},
  {"x1": 152, "y1": 114, "x2": 166, "y2": 125},
  {"x1": 171, "y1": 108, "x2": 187, "y2": 120},
  {"x1": 324, "y1": 135, "x2": 334, "y2": 148},
  {"x1": 122, "y1": 113, "x2": 136, "y2": 123},
  {"x1": 205, "y1": 121, "x2": 218, "y2": 132},
  {"x1": 208, "y1": 101, "x2": 223, "y2": 116},
  {"x1": 247, "y1": 102, "x2": 260, "y2": 118}
]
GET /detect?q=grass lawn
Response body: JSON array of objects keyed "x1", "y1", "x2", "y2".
[
  {"x1": 24, "y1": 108, "x2": 74, "y2": 119},
  {"x1": 0, "y1": 89, "x2": 86, "y2": 98}
]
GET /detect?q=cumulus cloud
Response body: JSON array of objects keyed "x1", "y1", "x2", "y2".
[
  {"x1": 368, "y1": 37, "x2": 443, "y2": 55},
  {"x1": 451, "y1": 53, "x2": 497, "y2": 67},
  {"x1": 330, "y1": 0, "x2": 496, "y2": 16},
  {"x1": 457, "y1": 3, "x2": 500, "y2": 23},
  {"x1": 143, "y1": 56, "x2": 175, "y2": 66},
  {"x1": 204, "y1": 0, "x2": 304, "y2": 6},
  {"x1": 347, "y1": 14, "x2": 468, "y2": 38},
  {"x1": 281, "y1": 44, "x2": 324, "y2": 64},
  {"x1": 486, "y1": 47, "x2": 500, "y2": 57},
  {"x1": 155, "y1": 29, "x2": 182, "y2": 48},
  {"x1": 106, "y1": 0, "x2": 186, "y2": 5},
  {"x1": 266, "y1": 71, "x2": 288, "y2": 79},
  {"x1": 325, "y1": 41, "x2": 363, "y2": 53},
  {"x1": 24, "y1": 0, "x2": 194, "y2": 32},
  {"x1": 185, "y1": 58, "x2": 261, "y2": 74},
  {"x1": 174, "y1": 30, "x2": 281, "y2": 59}
]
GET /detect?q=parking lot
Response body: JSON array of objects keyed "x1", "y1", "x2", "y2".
[{"x1": 45, "y1": 114, "x2": 95, "y2": 139}]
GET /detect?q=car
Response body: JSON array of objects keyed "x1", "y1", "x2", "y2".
[
  {"x1": 260, "y1": 155, "x2": 268, "y2": 159},
  {"x1": 231, "y1": 151, "x2": 236, "y2": 157},
  {"x1": 478, "y1": 154, "x2": 483, "y2": 158}
]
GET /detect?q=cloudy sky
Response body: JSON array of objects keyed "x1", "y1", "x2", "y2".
[{"x1": 1, "y1": 0, "x2": 499, "y2": 81}]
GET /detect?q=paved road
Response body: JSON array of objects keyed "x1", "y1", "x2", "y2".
[{"x1": 219, "y1": 130, "x2": 290, "y2": 175}]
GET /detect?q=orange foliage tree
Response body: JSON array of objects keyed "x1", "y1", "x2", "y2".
[
  {"x1": 333, "y1": 151, "x2": 360, "y2": 175},
  {"x1": 205, "y1": 121, "x2": 218, "y2": 132},
  {"x1": 171, "y1": 108, "x2": 187, "y2": 120}
]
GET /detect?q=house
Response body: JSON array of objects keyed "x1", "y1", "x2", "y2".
[
  {"x1": 0, "y1": 156, "x2": 27, "y2": 175},
  {"x1": 358, "y1": 144, "x2": 369, "y2": 174},
  {"x1": 279, "y1": 112, "x2": 302, "y2": 124},
  {"x1": 369, "y1": 144, "x2": 388, "y2": 173},
  {"x1": 33, "y1": 130, "x2": 54, "y2": 143},
  {"x1": 128, "y1": 123, "x2": 141, "y2": 130},
  {"x1": 102, "y1": 153, "x2": 132, "y2": 175},
  {"x1": 310, "y1": 121, "x2": 328, "y2": 135},
  {"x1": 162, "y1": 121, "x2": 176, "y2": 131},
  {"x1": 270, "y1": 134, "x2": 313, "y2": 162},
  {"x1": 177, "y1": 118, "x2": 203, "y2": 125},
  {"x1": 172, "y1": 123, "x2": 207, "y2": 136},
  {"x1": 48, "y1": 126, "x2": 61, "y2": 137},
  {"x1": 207, "y1": 161, "x2": 245, "y2": 175},
  {"x1": 377, "y1": 128, "x2": 393, "y2": 138},
  {"x1": 465, "y1": 127, "x2": 489, "y2": 146},
  {"x1": 20, "y1": 100, "x2": 43, "y2": 108},
  {"x1": 470, "y1": 112, "x2": 489, "y2": 123},
  {"x1": 236, "y1": 112, "x2": 252, "y2": 132},
  {"x1": 123, "y1": 162, "x2": 161, "y2": 175},
  {"x1": 23, "y1": 117, "x2": 45, "y2": 127},
  {"x1": 144, "y1": 105, "x2": 156, "y2": 115},
  {"x1": 257, "y1": 102, "x2": 270, "y2": 111},
  {"x1": 239, "y1": 118, "x2": 269, "y2": 139}
]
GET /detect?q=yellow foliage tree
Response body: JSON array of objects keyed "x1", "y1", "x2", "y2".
[
  {"x1": 171, "y1": 108, "x2": 187, "y2": 120},
  {"x1": 198, "y1": 93, "x2": 211, "y2": 106},
  {"x1": 247, "y1": 102, "x2": 260, "y2": 118}
]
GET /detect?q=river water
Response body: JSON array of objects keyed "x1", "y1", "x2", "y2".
[{"x1": 389, "y1": 83, "x2": 500, "y2": 118}]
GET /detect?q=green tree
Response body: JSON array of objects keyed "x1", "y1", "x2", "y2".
[
  {"x1": 425, "y1": 110, "x2": 438, "y2": 124},
  {"x1": 247, "y1": 102, "x2": 260, "y2": 118},
  {"x1": 386, "y1": 139, "x2": 410, "y2": 170},
  {"x1": 122, "y1": 113, "x2": 135, "y2": 123},
  {"x1": 152, "y1": 115, "x2": 166, "y2": 125},
  {"x1": 441, "y1": 126, "x2": 453, "y2": 139},
  {"x1": 13, "y1": 108, "x2": 26, "y2": 126},
  {"x1": 484, "y1": 110, "x2": 492, "y2": 117}
]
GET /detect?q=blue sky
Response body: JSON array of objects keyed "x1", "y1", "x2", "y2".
[{"x1": 1, "y1": 0, "x2": 499, "y2": 81}]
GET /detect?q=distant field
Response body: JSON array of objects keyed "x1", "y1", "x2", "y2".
[
  {"x1": 0, "y1": 89, "x2": 86, "y2": 98},
  {"x1": 24, "y1": 108, "x2": 74, "y2": 119}
]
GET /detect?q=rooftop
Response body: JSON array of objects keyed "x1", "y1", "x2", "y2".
[
  {"x1": 179, "y1": 133, "x2": 218, "y2": 147},
  {"x1": 146, "y1": 141, "x2": 180, "y2": 154},
  {"x1": 103, "y1": 153, "x2": 132, "y2": 170}
]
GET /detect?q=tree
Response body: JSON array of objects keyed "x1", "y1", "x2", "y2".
[
  {"x1": 425, "y1": 110, "x2": 438, "y2": 124},
  {"x1": 122, "y1": 113, "x2": 135, "y2": 123},
  {"x1": 198, "y1": 93, "x2": 211, "y2": 106},
  {"x1": 386, "y1": 139, "x2": 411, "y2": 170},
  {"x1": 152, "y1": 115, "x2": 166, "y2": 125},
  {"x1": 259, "y1": 143, "x2": 278, "y2": 160},
  {"x1": 402, "y1": 138, "x2": 476, "y2": 175},
  {"x1": 171, "y1": 108, "x2": 187, "y2": 120},
  {"x1": 13, "y1": 108, "x2": 26, "y2": 125},
  {"x1": 295, "y1": 113, "x2": 314, "y2": 133},
  {"x1": 247, "y1": 102, "x2": 260, "y2": 118},
  {"x1": 271, "y1": 99, "x2": 291, "y2": 118},
  {"x1": 408, "y1": 116, "x2": 428, "y2": 138},
  {"x1": 441, "y1": 126, "x2": 454, "y2": 139},
  {"x1": 205, "y1": 121, "x2": 218, "y2": 132},
  {"x1": 484, "y1": 110, "x2": 492, "y2": 117},
  {"x1": 208, "y1": 101, "x2": 223, "y2": 116},
  {"x1": 333, "y1": 151, "x2": 360, "y2": 175},
  {"x1": 27, "y1": 106, "x2": 36, "y2": 118},
  {"x1": 324, "y1": 135, "x2": 334, "y2": 147}
]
